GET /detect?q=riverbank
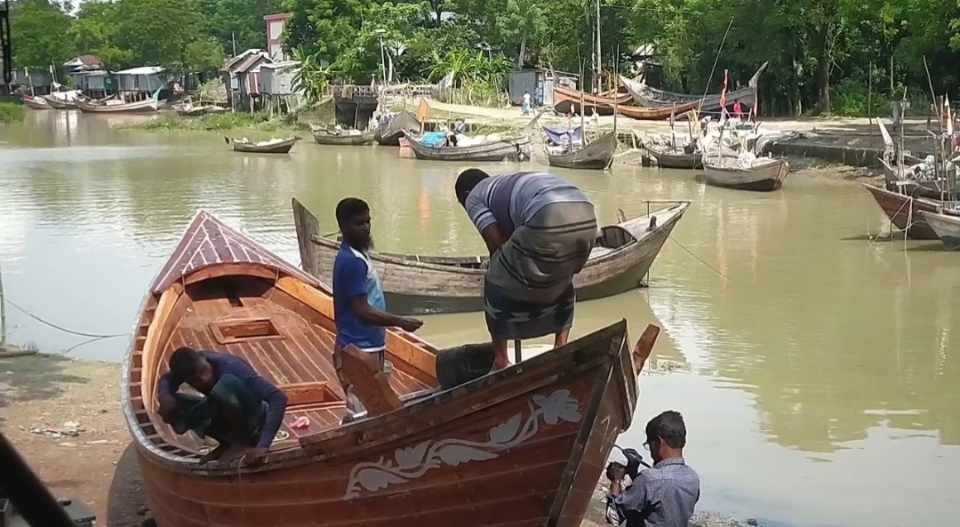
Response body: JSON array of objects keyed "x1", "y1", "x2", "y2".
[
  {"x1": 0, "y1": 102, "x2": 25, "y2": 123},
  {"x1": 0, "y1": 353, "x2": 749, "y2": 527}
]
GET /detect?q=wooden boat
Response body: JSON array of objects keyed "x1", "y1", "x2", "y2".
[
  {"x1": 616, "y1": 102, "x2": 700, "y2": 121},
  {"x1": 918, "y1": 210, "x2": 960, "y2": 249},
  {"x1": 229, "y1": 136, "x2": 300, "y2": 154},
  {"x1": 294, "y1": 198, "x2": 689, "y2": 314},
  {"x1": 374, "y1": 111, "x2": 421, "y2": 146},
  {"x1": 21, "y1": 95, "x2": 50, "y2": 110},
  {"x1": 547, "y1": 131, "x2": 618, "y2": 169},
  {"x1": 42, "y1": 91, "x2": 80, "y2": 110},
  {"x1": 123, "y1": 209, "x2": 661, "y2": 527},
  {"x1": 620, "y1": 63, "x2": 768, "y2": 111},
  {"x1": 644, "y1": 143, "x2": 703, "y2": 169},
  {"x1": 863, "y1": 184, "x2": 940, "y2": 239},
  {"x1": 404, "y1": 131, "x2": 530, "y2": 162},
  {"x1": 552, "y1": 86, "x2": 632, "y2": 116},
  {"x1": 702, "y1": 156, "x2": 789, "y2": 191},
  {"x1": 311, "y1": 127, "x2": 375, "y2": 146},
  {"x1": 878, "y1": 158, "x2": 952, "y2": 200},
  {"x1": 77, "y1": 96, "x2": 161, "y2": 113}
]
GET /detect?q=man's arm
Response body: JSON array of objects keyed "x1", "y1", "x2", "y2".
[
  {"x1": 350, "y1": 296, "x2": 422, "y2": 332},
  {"x1": 247, "y1": 375, "x2": 288, "y2": 450},
  {"x1": 156, "y1": 373, "x2": 179, "y2": 423},
  {"x1": 479, "y1": 224, "x2": 507, "y2": 256}
]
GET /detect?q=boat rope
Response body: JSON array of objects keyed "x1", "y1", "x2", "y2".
[
  {"x1": 667, "y1": 237, "x2": 728, "y2": 280},
  {"x1": 4, "y1": 297, "x2": 128, "y2": 339}
]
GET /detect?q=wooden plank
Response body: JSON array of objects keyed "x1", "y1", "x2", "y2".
[{"x1": 141, "y1": 283, "x2": 183, "y2": 409}]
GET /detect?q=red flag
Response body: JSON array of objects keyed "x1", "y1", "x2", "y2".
[{"x1": 719, "y1": 69, "x2": 729, "y2": 110}]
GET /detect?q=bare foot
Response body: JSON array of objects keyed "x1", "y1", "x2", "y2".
[{"x1": 199, "y1": 444, "x2": 228, "y2": 464}]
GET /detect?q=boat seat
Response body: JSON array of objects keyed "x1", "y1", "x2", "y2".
[
  {"x1": 337, "y1": 345, "x2": 402, "y2": 417},
  {"x1": 596, "y1": 225, "x2": 636, "y2": 250}
]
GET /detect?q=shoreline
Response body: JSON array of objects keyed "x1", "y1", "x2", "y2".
[{"x1": 0, "y1": 353, "x2": 750, "y2": 527}]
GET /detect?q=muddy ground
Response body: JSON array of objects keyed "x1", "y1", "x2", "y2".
[{"x1": 0, "y1": 353, "x2": 748, "y2": 526}]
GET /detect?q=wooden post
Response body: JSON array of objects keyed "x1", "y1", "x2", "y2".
[
  {"x1": 0, "y1": 263, "x2": 6, "y2": 348},
  {"x1": 868, "y1": 62, "x2": 873, "y2": 125},
  {"x1": 513, "y1": 340, "x2": 522, "y2": 364}
]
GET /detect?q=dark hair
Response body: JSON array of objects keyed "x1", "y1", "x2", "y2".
[
  {"x1": 455, "y1": 169, "x2": 490, "y2": 206},
  {"x1": 169, "y1": 346, "x2": 202, "y2": 381},
  {"x1": 645, "y1": 410, "x2": 686, "y2": 449},
  {"x1": 335, "y1": 198, "x2": 370, "y2": 228}
]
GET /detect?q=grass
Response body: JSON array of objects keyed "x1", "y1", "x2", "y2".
[
  {"x1": 124, "y1": 111, "x2": 302, "y2": 134},
  {"x1": 0, "y1": 102, "x2": 25, "y2": 123}
]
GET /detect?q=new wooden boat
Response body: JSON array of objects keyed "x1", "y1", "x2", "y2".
[
  {"x1": 374, "y1": 111, "x2": 421, "y2": 146},
  {"x1": 123, "y1": 210, "x2": 660, "y2": 527},
  {"x1": 702, "y1": 156, "x2": 789, "y2": 191},
  {"x1": 42, "y1": 91, "x2": 80, "y2": 110},
  {"x1": 230, "y1": 136, "x2": 300, "y2": 154},
  {"x1": 404, "y1": 131, "x2": 531, "y2": 162},
  {"x1": 21, "y1": 95, "x2": 50, "y2": 110},
  {"x1": 919, "y1": 210, "x2": 960, "y2": 249},
  {"x1": 311, "y1": 127, "x2": 375, "y2": 146},
  {"x1": 862, "y1": 184, "x2": 940, "y2": 239},
  {"x1": 620, "y1": 63, "x2": 768, "y2": 111},
  {"x1": 547, "y1": 131, "x2": 618, "y2": 169},
  {"x1": 77, "y1": 96, "x2": 161, "y2": 113},
  {"x1": 294, "y1": 198, "x2": 689, "y2": 314},
  {"x1": 616, "y1": 102, "x2": 700, "y2": 121},
  {"x1": 644, "y1": 144, "x2": 703, "y2": 169},
  {"x1": 552, "y1": 86, "x2": 632, "y2": 116}
]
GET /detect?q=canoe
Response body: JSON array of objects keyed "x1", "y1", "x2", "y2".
[
  {"x1": 311, "y1": 128, "x2": 375, "y2": 146},
  {"x1": 43, "y1": 91, "x2": 80, "y2": 110},
  {"x1": 374, "y1": 111, "x2": 421, "y2": 146},
  {"x1": 862, "y1": 184, "x2": 941, "y2": 239},
  {"x1": 293, "y1": 198, "x2": 689, "y2": 315},
  {"x1": 617, "y1": 102, "x2": 700, "y2": 121},
  {"x1": 918, "y1": 210, "x2": 960, "y2": 249},
  {"x1": 404, "y1": 131, "x2": 531, "y2": 162},
  {"x1": 77, "y1": 97, "x2": 161, "y2": 113},
  {"x1": 547, "y1": 131, "x2": 618, "y2": 169},
  {"x1": 230, "y1": 137, "x2": 300, "y2": 154},
  {"x1": 620, "y1": 63, "x2": 768, "y2": 111},
  {"x1": 552, "y1": 86, "x2": 632, "y2": 116},
  {"x1": 645, "y1": 144, "x2": 703, "y2": 169},
  {"x1": 21, "y1": 95, "x2": 50, "y2": 110},
  {"x1": 122, "y1": 209, "x2": 660, "y2": 527},
  {"x1": 702, "y1": 156, "x2": 789, "y2": 191}
]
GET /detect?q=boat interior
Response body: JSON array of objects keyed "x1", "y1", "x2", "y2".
[{"x1": 130, "y1": 272, "x2": 438, "y2": 461}]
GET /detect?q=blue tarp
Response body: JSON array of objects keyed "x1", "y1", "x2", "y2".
[
  {"x1": 543, "y1": 126, "x2": 583, "y2": 147},
  {"x1": 420, "y1": 131, "x2": 447, "y2": 147}
]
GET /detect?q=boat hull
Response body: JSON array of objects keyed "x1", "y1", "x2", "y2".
[
  {"x1": 405, "y1": 132, "x2": 530, "y2": 162},
  {"x1": 620, "y1": 63, "x2": 766, "y2": 111},
  {"x1": 646, "y1": 146, "x2": 703, "y2": 169},
  {"x1": 233, "y1": 139, "x2": 298, "y2": 154},
  {"x1": 547, "y1": 132, "x2": 618, "y2": 170},
  {"x1": 294, "y1": 199, "x2": 689, "y2": 315},
  {"x1": 862, "y1": 184, "x2": 940, "y2": 239},
  {"x1": 77, "y1": 98, "x2": 160, "y2": 113},
  {"x1": 703, "y1": 159, "x2": 788, "y2": 191},
  {"x1": 312, "y1": 131, "x2": 375, "y2": 145},
  {"x1": 918, "y1": 211, "x2": 960, "y2": 249},
  {"x1": 43, "y1": 94, "x2": 78, "y2": 109},
  {"x1": 21, "y1": 96, "x2": 50, "y2": 110},
  {"x1": 375, "y1": 111, "x2": 421, "y2": 146}
]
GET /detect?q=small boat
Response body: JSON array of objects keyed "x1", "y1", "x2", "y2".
[
  {"x1": 43, "y1": 91, "x2": 81, "y2": 110},
  {"x1": 124, "y1": 209, "x2": 661, "y2": 527},
  {"x1": 21, "y1": 95, "x2": 50, "y2": 110},
  {"x1": 879, "y1": 157, "x2": 953, "y2": 200},
  {"x1": 311, "y1": 127, "x2": 375, "y2": 146},
  {"x1": 374, "y1": 111, "x2": 421, "y2": 146},
  {"x1": 644, "y1": 143, "x2": 703, "y2": 169},
  {"x1": 702, "y1": 155, "x2": 789, "y2": 191},
  {"x1": 77, "y1": 96, "x2": 162, "y2": 113},
  {"x1": 294, "y1": 198, "x2": 689, "y2": 314},
  {"x1": 229, "y1": 136, "x2": 300, "y2": 154},
  {"x1": 547, "y1": 131, "x2": 618, "y2": 169},
  {"x1": 862, "y1": 184, "x2": 941, "y2": 239},
  {"x1": 552, "y1": 86, "x2": 632, "y2": 116},
  {"x1": 918, "y1": 210, "x2": 960, "y2": 249},
  {"x1": 620, "y1": 63, "x2": 768, "y2": 111},
  {"x1": 404, "y1": 131, "x2": 531, "y2": 162}
]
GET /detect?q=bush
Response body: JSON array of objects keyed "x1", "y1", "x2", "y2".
[
  {"x1": 129, "y1": 112, "x2": 299, "y2": 133},
  {"x1": 0, "y1": 103, "x2": 25, "y2": 123}
]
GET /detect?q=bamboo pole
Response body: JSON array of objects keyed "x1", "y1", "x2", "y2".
[
  {"x1": 0, "y1": 263, "x2": 6, "y2": 348},
  {"x1": 868, "y1": 62, "x2": 873, "y2": 125}
]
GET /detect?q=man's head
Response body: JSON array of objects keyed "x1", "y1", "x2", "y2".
[
  {"x1": 336, "y1": 197, "x2": 372, "y2": 251},
  {"x1": 645, "y1": 410, "x2": 686, "y2": 463},
  {"x1": 169, "y1": 346, "x2": 216, "y2": 393},
  {"x1": 455, "y1": 168, "x2": 490, "y2": 208}
]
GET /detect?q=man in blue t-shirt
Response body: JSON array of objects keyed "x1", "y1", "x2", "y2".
[{"x1": 333, "y1": 198, "x2": 422, "y2": 413}]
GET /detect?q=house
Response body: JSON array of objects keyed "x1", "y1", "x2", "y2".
[
  {"x1": 114, "y1": 67, "x2": 168, "y2": 102},
  {"x1": 6, "y1": 68, "x2": 53, "y2": 95},
  {"x1": 263, "y1": 13, "x2": 292, "y2": 61},
  {"x1": 630, "y1": 44, "x2": 662, "y2": 88},
  {"x1": 63, "y1": 55, "x2": 105, "y2": 75},
  {"x1": 260, "y1": 61, "x2": 300, "y2": 96},
  {"x1": 73, "y1": 70, "x2": 110, "y2": 99},
  {"x1": 507, "y1": 69, "x2": 578, "y2": 107},
  {"x1": 223, "y1": 50, "x2": 272, "y2": 111}
]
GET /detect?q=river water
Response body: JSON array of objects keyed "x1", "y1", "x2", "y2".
[{"x1": 2, "y1": 110, "x2": 958, "y2": 525}]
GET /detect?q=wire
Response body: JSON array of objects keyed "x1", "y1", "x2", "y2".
[
  {"x1": 5, "y1": 298, "x2": 128, "y2": 339},
  {"x1": 668, "y1": 237, "x2": 729, "y2": 280}
]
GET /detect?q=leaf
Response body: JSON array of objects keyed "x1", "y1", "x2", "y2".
[
  {"x1": 489, "y1": 413, "x2": 523, "y2": 444},
  {"x1": 394, "y1": 440, "x2": 430, "y2": 470},
  {"x1": 435, "y1": 444, "x2": 498, "y2": 467},
  {"x1": 353, "y1": 467, "x2": 408, "y2": 493}
]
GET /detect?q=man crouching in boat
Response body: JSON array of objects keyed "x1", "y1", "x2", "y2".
[
  {"x1": 333, "y1": 198, "x2": 423, "y2": 415},
  {"x1": 455, "y1": 169, "x2": 597, "y2": 369},
  {"x1": 156, "y1": 346, "x2": 288, "y2": 466}
]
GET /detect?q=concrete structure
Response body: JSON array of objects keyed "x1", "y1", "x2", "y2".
[
  {"x1": 264, "y1": 13, "x2": 293, "y2": 61},
  {"x1": 507, "y1": 69, "x2": 578, "y2": 106}
]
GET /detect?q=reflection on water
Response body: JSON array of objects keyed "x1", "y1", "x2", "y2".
[{"x1": 2, "y1": 110, "x2": 959, "y2": 525}]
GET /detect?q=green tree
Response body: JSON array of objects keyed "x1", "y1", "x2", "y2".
[
  {"x1": 199, "y1": 0, "x2": 283, "y2": 55},
  {"x1": 184, "y1": 37, "x2": 226, "y2": 73},
  {"x1": 69, "y1": 2, "x2": 132, "y2": 68},
  {"x1": 10, "y1": 0, "x2": 74, "y2": 68}
]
